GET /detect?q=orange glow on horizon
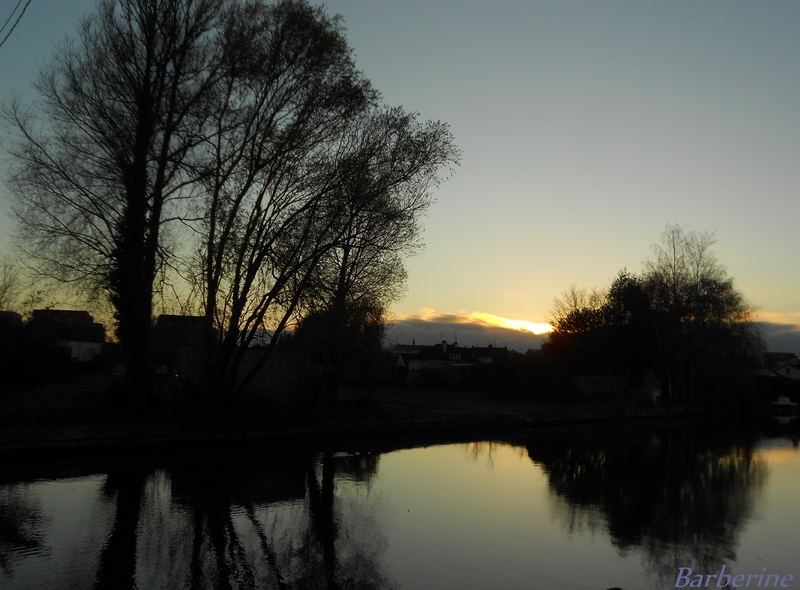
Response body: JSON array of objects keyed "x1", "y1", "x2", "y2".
[
  {"x1": 398, "y1": 307, "x2": 800, "y2": 337},
  {"x1": 756, "y1": 446, "x2": 800, "y2": 464},
  {"x1": 468, "y1": 312, "x2": 553, "y2": 335},
  {"x1": 401, "y1": 308, "x2": 553, "y2": 335},
  {"x1": 755, "y1": 311, "x2": 800, "y2": 327}
]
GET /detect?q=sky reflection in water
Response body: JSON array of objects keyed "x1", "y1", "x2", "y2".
[{"x1": 1, "y1": 423, "x2": 799, "y2": 589}]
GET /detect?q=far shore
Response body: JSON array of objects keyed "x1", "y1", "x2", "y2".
[{"x1": 0, "y1": 377, "x2": 712, "y2": 456}]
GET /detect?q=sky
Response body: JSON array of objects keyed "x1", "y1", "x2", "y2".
[{"x1": 1, "y1": 0, "x2": 798, "y2": 351}]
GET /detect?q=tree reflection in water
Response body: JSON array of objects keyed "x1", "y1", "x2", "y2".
[
  {"x1": 93, "y1": 466, "x2": 150, "y2": 590},
  {"x1": 113, "y1": 451, "x2": 395, "y2": 590},
  {"x1": 0, "y1": 484, "x2": 48, "y2": 579},
  {"x1": 525, "y1": 422, "x2": 767, "y2": 586},
  {"x1": 3, "y1": 424, "x2": 769, "y2": 589}
]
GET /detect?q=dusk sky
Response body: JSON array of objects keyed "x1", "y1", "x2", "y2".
[{"x1": 1, "y1": 1, "x2": 798, "y2": 351}]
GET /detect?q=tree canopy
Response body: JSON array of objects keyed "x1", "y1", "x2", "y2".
[
  {"x1": 2, "y1": 0, "x2": 459, "y2": 400},
  {"x1": 544, "y1": 225, "x2": 763, "y2": 404}
]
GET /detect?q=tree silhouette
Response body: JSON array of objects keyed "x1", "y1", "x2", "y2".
[
  {"x1": 643, "y1": 225, "x2": 763, "y2": 402},
  {"x1": 544, "y1": 226, "x2": 763, "y2": 403},
  {"x1": 4, "y1": 0, "x2": 458, "y2": 405},
  {"x1": 4, "y1": 0, "x2": 229, "y2": 396},
  {"x1": 526, "y1": 422, "x2": 766, "y2": 588}
]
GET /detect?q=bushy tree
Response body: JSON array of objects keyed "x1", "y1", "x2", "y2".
[
  {"x1": 546, "y1": 273, "x2": 654, "y2": 375},
  {"x1": 545, "y1": 284, "x2": 606, "y2": 375},
  {"x1": 544, "y1": 226, "x2": 763, "y2": 404},
  {"x1": 643, "y1": 225, "x2": 762, "y2": 401},
  {"x1": 290, "y1": 300, "x2": 386, "y2": 399}
]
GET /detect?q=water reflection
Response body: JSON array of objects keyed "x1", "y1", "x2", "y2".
[
  {"x1": 152, "y1": 451, "x2": 391, "y2": 590},
  {"x1": 0, "y1": 423, "x2": 792, "y2": 589},
  {"x1": 0, "y1": 484, "x2": 48, "y2": 578},
  {"x1": 94, "y1": 466, "x2": 149, "y2": 589},
  {"x1": 0, "y1": 451, "x2": 391, "y2": 590},
  {"x1": 525, "y1": 423, "x2": 768, "y2": 586}
]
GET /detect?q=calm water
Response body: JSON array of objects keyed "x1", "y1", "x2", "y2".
[{"x1": 1, "y1": 421, "x2": 799, "y2": 589}]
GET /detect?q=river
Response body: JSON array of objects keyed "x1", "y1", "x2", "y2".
[{"x1": 1, "y1": 419, "x2": 798, "y2": 589}]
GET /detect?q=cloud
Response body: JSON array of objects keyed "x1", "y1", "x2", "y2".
[
  {"x1": 401, "y1": 308, "x2": 552, "y2": 333},
  {"x1": 388, "y1": 308, "x2": 549, "y2": 352},
  {"x1": 387, "y1": 309, "x2": 800, "y2": 354},
  {"x1": 466, "y1": 311, "x2": 552, "y2": 335},
  {"x1": 752, "y1": 312, "x2": 800, "y2": 352},
  {"x1": 755, "y1": 311, "x2": 800, "y2": 325},
  {"x1": 758, "y1": 322, "x2": 800, "y2": 353}
]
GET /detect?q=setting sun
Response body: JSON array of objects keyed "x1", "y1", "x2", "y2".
[{"x1": 468, "y1": 312, "x2": 553, "y2": 335}]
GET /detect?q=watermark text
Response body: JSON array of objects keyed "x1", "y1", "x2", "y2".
[{"x1": 675, "y1": 565, "x2": 793, "y2": 588}]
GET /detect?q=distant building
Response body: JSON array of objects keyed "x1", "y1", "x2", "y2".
[
  {"x1": 390, "y1": 340, "x2": 482, "y2": 386},
  {"x1": 150, "y1": 314, "x2": 214, "y2": 380},
  {"x1": 0, "y1": 311, "x2": 23, "y2": 342},
  {"x1": 153, "y1": 314, "x2": 207, "y2": 343},
  {"x1": 152, "y1": 314, "x2": 208, "y2": 377},
  {"x1": 26, "y1": 309, "x2": 105, "y2": 361},
  {"x1": 391, "y1": 341, "x2": 507, "y2": 370},
  {"x1": 407, "y1": 340, "x2": 478, "y2": 370},
  {"x1": 470, "y1": 345, "x2": 510, "y2": 365},
  {"x1": 770, "y1": 362, "x2": 800, "y2": 382},
  {"x1": 761, "y1": 352, "x2": 798, "y2": 369},
  {"x1": 391, "y1": 341, "x2": 426, "y2": 355},
  {"x1": 757, "y1": 352, "x2": 800, "y2": 382}
]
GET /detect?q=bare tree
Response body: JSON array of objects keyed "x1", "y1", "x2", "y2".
[
  {"x1": 3, "y1": 0, "x2": 229, "y2": 395},
  {"x1": 303, "y1": 108, "x2": 458, "y2": 315},
  {"x1": 643, "y1": 224, "x2": 761, "y2": 400},
  {"x1": 4, "y1": 0, "x2": 459, "y2": 404},
  {"x1": 544, "y1": 225, "x2": 762, "y2": 403},
  {"x1": 195, "y1": 81, "x2": 458, "y2": 400},
  {"x1": 0, "y1": 257, "x2": 21, "y2": 311},
  {"x1": 191, "y1": 0, "x2": 379, "y2": 399},
  {"x1": 294, "y1": 108, "x2": 459, "y2": 398},
  {"x1": 547, "y1": 284, "x2": 606, "y2": 335}
]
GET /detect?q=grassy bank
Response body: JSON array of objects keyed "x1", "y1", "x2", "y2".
[{"x1": 0, "y1": 373, "x2": 699, "y2": 455}]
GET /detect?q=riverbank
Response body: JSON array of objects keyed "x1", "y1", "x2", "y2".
[{"x1": 0, "y1": 381, "x2": 701, "y2": 455}]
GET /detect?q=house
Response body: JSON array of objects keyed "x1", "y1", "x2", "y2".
[
  {"x1": 392, "y1": 341, "x2": 508, "y2": 370},
  {"x1": 761, "y1": 352, "x2": 798, "y2": 369},
  {"x1": 391, "y1": 340, "x2": 426, "y2": 356},
  {"x1": 771, "y1": 362, "x2": 800, "y2": 381},
  {"x1": 757, "y1": 353, "x2": 800, "y2": 382},
  {"x1": 470, "y1": 344, "x2": 510, "y2": 365},
  {"x1": 406, "y1": 340, "x2": 479, "y2": 371},
  {"x1": 391, "y1": 340, "x2": 480, "y2": 386},
  {"x1": 25, "y1": 309, "x2": 105, "y2": 361},
  {"x1": 0, "y1": 311, "x2": 23, "y2": 342}
]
